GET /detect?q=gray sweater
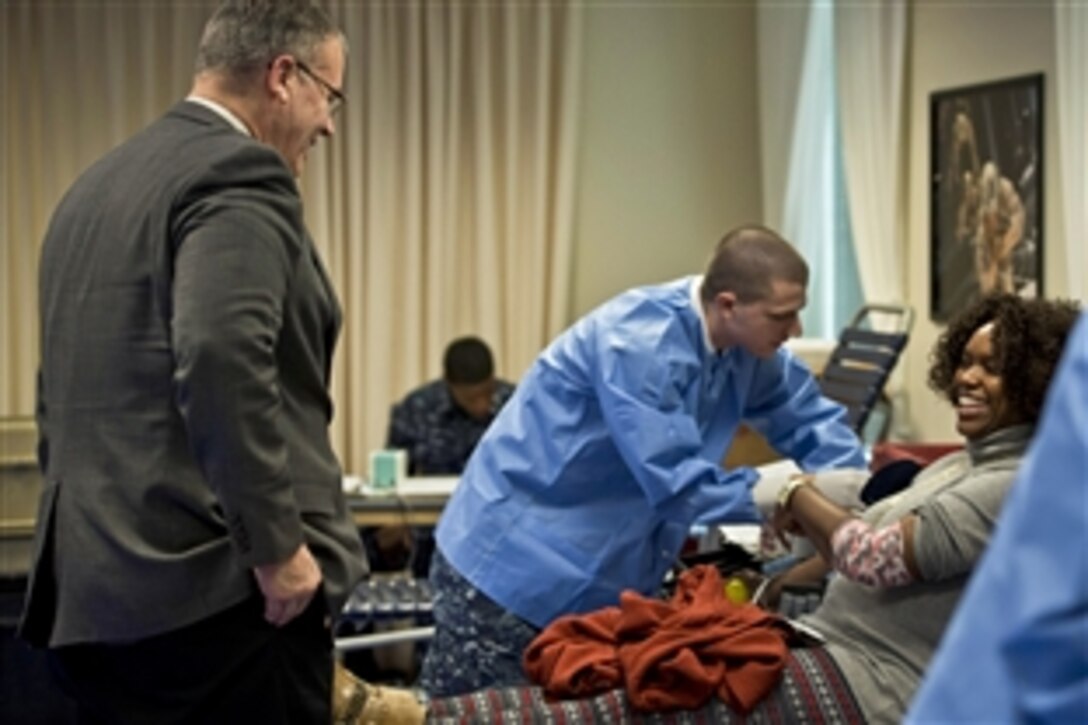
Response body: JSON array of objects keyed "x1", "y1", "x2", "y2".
[{"x1": 799, "y1": 425, "x2": 1033, "y2": 723}]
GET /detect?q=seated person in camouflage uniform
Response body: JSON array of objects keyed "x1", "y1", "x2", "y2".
[
  {"x1": 368, "y1": 336, "x2": 515, "y2": 576},
  {"x1": 389, "y1": 336, "x2": 515, "y2": 477}
]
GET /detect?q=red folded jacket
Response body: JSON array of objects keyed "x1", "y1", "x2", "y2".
[
  {"x1": 522, "y1": 605, "x2": 623, "y2": 697},
  {"x1": 523, "y1": 565, "x2": 789, "y2": 713}
]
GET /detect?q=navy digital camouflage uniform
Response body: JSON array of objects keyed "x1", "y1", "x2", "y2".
[
  {"x1": 386, "y1": 379, "x2": 515, "y2": 475},
  {"x1": 367, "y1": 379, "x2": 515, "y2": 576},
  {"x1": 350, "y1": 378, "x2": 517, "y2": 685},
  {"x1": 419, "y1": 549, "x2": 541, "y2": 696}
]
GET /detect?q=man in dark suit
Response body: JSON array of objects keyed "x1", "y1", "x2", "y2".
[{"x1": 19, "y1": 2, "x2": 374, "y2": 722}]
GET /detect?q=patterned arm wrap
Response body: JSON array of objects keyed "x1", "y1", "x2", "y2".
[{"x1": 829, "y1": 518, "x2": 915, "y2": 587}]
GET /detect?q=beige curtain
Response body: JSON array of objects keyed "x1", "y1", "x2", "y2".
[
  {"x1": 1055, "y1": 2, "x2": 1086, "y2": 302},
  {"x1": 835, "y1": 3, "x2": 910, "y2": 437},
  {"x1": 1, "y1": 1, "x2": 215, "y2": 419},
  {"x1": 0, "y1": 1, "x2": 583, "y2": 474},
  {"x1": 836, "y1": 1, "x2": 907, "y2": 307}
]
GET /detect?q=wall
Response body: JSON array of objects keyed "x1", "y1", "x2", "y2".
[
  {"x1": 2, "y1": 2, "x2": 1062, "y2": 444},
  {"x1": 570, "y1": 3, "x2": 762, "y2": 318},
  {"x1": 904, "y1": 1, "x2": 1059, "y2": 442},
  {"x1": 750, "y1": 0, "x2": 1061, "y2": 443}
]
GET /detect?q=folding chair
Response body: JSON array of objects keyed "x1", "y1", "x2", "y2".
[{"x1": 817, "y1": 304, "x2": 913, "y2": 439}]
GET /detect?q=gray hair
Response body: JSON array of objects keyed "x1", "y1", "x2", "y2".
[
  {"x1": 701, "y1": 224, "x2": 808, "y2": 305},
  {"x1": 195, "y1": 0, "x2": 346, "y2": 77}
]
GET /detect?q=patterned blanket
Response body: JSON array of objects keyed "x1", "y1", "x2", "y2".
[{"x1": 426, "y1": 646, "x2": 863, "y2": 724}]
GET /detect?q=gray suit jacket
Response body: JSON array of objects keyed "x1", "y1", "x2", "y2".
[{"x1": 20, "y1": 101, "x2": 367, "y2": 647}]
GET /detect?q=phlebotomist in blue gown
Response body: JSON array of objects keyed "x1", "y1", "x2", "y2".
[{"x1": 419, "y1": 224, "x2": 868, "y2": 697}]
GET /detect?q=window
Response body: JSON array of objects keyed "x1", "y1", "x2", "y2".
[{"x1": 779, "y1": 0, "x2": 863, "y2": 340}]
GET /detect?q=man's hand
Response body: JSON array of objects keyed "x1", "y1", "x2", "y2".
[{"x1": 253, "y1": 543, "x2": 323, "y2": 627}]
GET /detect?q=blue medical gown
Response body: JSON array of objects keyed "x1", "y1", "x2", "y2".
[
  {"x1": 436, "y1": 277, "x2": 865, "y2": 627},
  {"x1": 907, "y1": 313, "x2": 1088, "y2": 723}
]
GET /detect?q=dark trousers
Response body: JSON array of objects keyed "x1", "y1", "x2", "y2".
[{"x1": 48, "y1": 594, "x2": 333, "y2": 725}]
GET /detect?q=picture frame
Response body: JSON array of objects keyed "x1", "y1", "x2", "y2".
[{"x1": 930, "y1": 73, "x2": 1043, "y2": 321}]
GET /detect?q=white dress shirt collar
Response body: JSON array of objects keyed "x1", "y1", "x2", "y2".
[
  {"x1": 689, "y1": 275, "x2": 717, "y2": 355},
  {"x1": 185, "y1": 95, "x2": 251, "y2": 136}
]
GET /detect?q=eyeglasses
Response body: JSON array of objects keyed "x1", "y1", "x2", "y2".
[{"x1": 295, "y1": 58, "x2": 344, "y2": 115}]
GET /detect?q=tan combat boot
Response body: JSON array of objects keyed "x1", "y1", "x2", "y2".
[{"x1": 332, "y1": 659, "x2": 427, "y2": 725}]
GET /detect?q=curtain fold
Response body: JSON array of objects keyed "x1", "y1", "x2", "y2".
[
  {"x1": 835, "y1": 1, "x2": 907, "y2": 307},
  {"x1": 0, "y1": 1, "x2": 216, "y2": 417},
  {"x1": 781, "y1": 0, "x2": 838, "y2": 337},
  {"x1": 313, "y1": 0, "x2": 583, "y2": 467},
  {"x1": 758, "y1": 0, "x2": 863, "y2": 341},
  {"x1": 833, "y1": 2, "x2": 911, "y2": 440},
  {"x1": 0, "y1": 1, "x2": 583, "y2": 473},
  {"x1": 1054, "y1": 2, "x2": 1086, "y2": 301}
]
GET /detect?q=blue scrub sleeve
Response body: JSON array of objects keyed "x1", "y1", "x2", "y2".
[
  {"x1": 593, "y1": 333, "x2": 758, "y2": 525},
  {"x1": 743, "y1": 353, "x2": 867, "y2": 471}
]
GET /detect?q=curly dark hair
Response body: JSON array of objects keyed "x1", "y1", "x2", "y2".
[{"x1": 928, "y1": 294, "x2": 1081, "y2": 424}]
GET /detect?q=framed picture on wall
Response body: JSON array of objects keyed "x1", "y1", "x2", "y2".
[{"x1": 929, "y1": 73, "x2": 1043, "y2": 321}]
